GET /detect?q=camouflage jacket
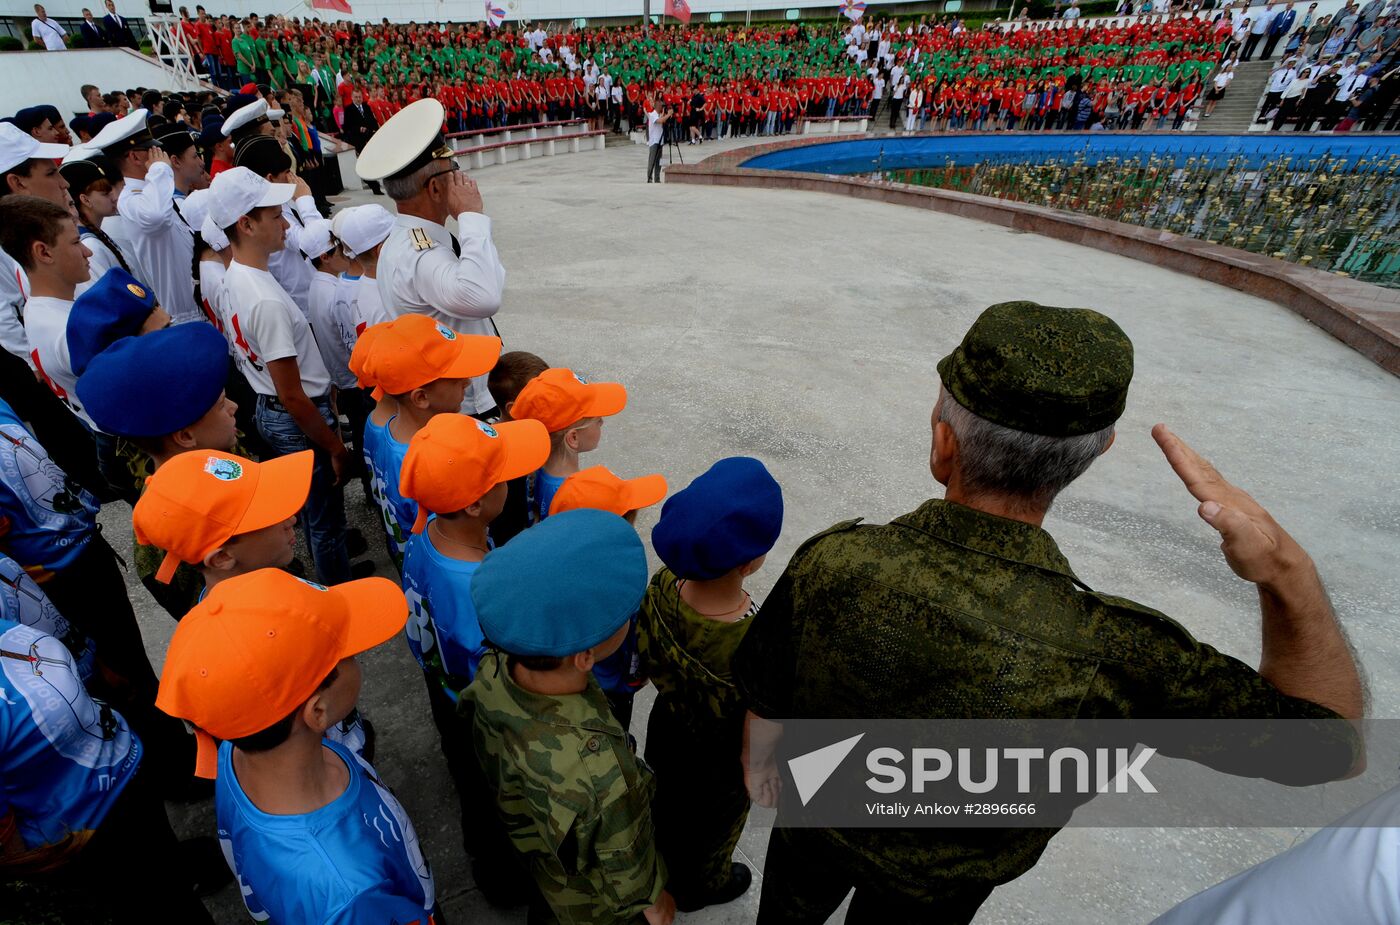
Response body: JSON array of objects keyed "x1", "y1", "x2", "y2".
[
  {"x1": 636, "y1": 567, "x2": 753, "y2": 734},
  {"x1": 732, "y1": 499, "x2": 1352, "y2": 899},
  {"x1": 466, "y1": 651, "x2": 666, "y2": 924}
]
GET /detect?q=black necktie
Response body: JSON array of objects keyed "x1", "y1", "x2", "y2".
[{"x1": 450, "y1": 233, "x2": 461, "y2": 257}]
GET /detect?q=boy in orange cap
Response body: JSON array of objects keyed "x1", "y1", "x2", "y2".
[
  {"x1": 547, "y1": 464, "x2": 667, "y2": 731},
  {"x1": 156, "y1": 568, "x2": 440, "y2": 924},
  {"x1": 397, "y1": 412, "x2": 549, "y2": 901},
  {"x1": 359, "y1": 314, "x2": 501, "y2": 570},
  {"x1": 509, "y1": 367, "x2": 627, "y2": 527}
]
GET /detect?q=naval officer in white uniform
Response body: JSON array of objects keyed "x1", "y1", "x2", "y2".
[{"x1": 355, "y1": 98, "x2": 505, "y2": 419}]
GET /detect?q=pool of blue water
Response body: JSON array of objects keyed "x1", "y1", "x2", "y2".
[{"x1": 741, "y1": 133, "x2": 1400, "y2": 174}]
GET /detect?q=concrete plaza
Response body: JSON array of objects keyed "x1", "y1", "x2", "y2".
[{"x1": 115, "y1": 137, "x2": 1400, "y2": 924}]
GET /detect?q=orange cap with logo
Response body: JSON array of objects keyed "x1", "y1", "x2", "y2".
[
  {"x1": 348, "y1": 319, "x2": 387, "y2": 392},
  {"x1": 364, "y1": 314, "x2": 501, "y2": 399},
  {"x1": 399, "y1": 414, "x2": 551, "y2": 534},
  {"x1": 509, "y1": 367, "x2": 627, "y2": 434},
  {"x1": 132, "y1": 450, "x2": 312, "y2": 584},
  {"x1": 548, "y1": 465, "x2": 668, "y2": 518},
  {"x1": 155, "y1": 568, "x2": 408, "y2": 778}
]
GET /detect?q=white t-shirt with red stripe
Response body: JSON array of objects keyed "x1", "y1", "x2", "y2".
[{"x1": 22, "y1": 296, "x2": 93, "y2": 427}]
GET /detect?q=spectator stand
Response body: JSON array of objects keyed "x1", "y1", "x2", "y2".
[{"x1": 446, "y1": 119, "x2": 606, "y2": 170}]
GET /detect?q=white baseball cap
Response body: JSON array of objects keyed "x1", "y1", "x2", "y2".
[
  {"x1": 0, "y1": 122, "x2": 69, "y2": 174},
  {"x1": 207, "y1": 166, "x2": 295, "y2": 230},
  {"x1": 201, "y1": 214, "x2": 229, "y2": 252},
  {"x1": 299, "y1": 217, "x2": 337, "y2": 261},
  {"x1": 337, "y1": 204, "x2": 395, "y2": 258},
  {"x1": 177, "y1": 188, "x2": 211, "y2": 235}
]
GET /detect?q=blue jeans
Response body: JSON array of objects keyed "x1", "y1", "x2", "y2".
[{"x1": 254, "y1": 395, "x2": 350, "y2": 585}]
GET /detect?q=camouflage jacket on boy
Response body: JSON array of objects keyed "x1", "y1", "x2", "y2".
[{"x1": 465, "y1": 650, "x2": 666, "y2": 924}]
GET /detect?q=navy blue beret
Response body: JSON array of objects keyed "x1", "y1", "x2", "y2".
[
  {"x1": 652, "y1": 457, "x2": 784, "y2": 581},
  {"x1": 67, "y1": 268, "x2": 159, "y2": 376},
  {"x1": 13, "y1": 107, "x2": 47, "y2": 132},
  {"x1": 472, "y1": 508, "x2": 647, "y2": 658},
  {"x1": 76, "y1": 324, "x2": 229, "y2": 437}
]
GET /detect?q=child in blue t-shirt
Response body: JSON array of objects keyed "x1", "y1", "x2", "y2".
[
  {"x1": 356, "y1": 315, "x2": 501, "y2": 572},
  {"x1": 398, "y1": 411, "x2": 550, "y2": 905},
  {"x1": 156, "y1": 568, "x2": 437, "y2": 925},
  {"x1": 509, "y1": 367, "x2": 628, "y2": 527}
]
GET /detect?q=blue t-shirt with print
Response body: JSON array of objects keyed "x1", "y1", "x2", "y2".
[
  {"x1": 366, "y1": 416, "x2": 413, "y2": 570},
  {"x1": 0, "y1": 398, "x2": 98, "y2": 575},
  {"x1": 216, "y1": 738, "x2": 436, "y2": 925},
  {"x1": 401, "y1": 527, "x2": 487, "y2": 698},
  {"x1": 530, "y1": 469, "x2": 566, "y2": 525},
  {"x1": 0, "y1": 619, "x2": 140, "y2": 867},
  {"x1": 0, "y1": 554, "x2": 95, "y2": 682}
]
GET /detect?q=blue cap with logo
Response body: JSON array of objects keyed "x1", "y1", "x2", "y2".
[
  {"x1": 66, "y1": 268, "x2": 159, "y2": 376},
  {"x1": 651, "y1": 457, "x2": 784, "y2": 581},
  {"x1": 471, "y1": 508, "x2": 647, "y2": 657},
  {"x1": 76, "y1": 323, "x2": 229, "y2": 437}
]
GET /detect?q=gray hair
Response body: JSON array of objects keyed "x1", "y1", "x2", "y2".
[
  {"x1": 937, "y1": 390, "x2": 1113, "y2": 510},
  {"x1": 382, "y1": 160, "x2": 438, "y2": 201}
]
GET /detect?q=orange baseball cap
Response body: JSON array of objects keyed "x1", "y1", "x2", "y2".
[
  {"x1": 133, "y1": 450, "x2": 312, "y2": 584},
  {"x1": 400, "y1": 415, "x2": 550, "y2": 534},
  {"x1": 365, "y1": 314, "x2": 501, "y2": 398},
  {"x1": 510, "y1": 367, "x2": 627, "y2": 433},
  {"x1": 348, "y1": 319, "x2": 387, "y2": 391},
  {"x1": 156, "y1": 568, "x2": 408, "y2": 778},
  {"x1": 548, "y1": 466, "x2": 668, "y2": 518}
]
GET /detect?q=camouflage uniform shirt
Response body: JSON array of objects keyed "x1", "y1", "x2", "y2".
[
  {"x1": 732, "y1": 499, "x2": 1351, "y2": 901},
  {"x1": 466, "y1": 650, "x2": 667, "y2": 924}
]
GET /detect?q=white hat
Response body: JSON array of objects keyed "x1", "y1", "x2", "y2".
[
  {"x1": 300, "y1": 217, "x2": 337, "y2": 260},
  {"x1": 222, "y1": 99, "x2": 269, "y2": 138},
  {"x1": 267, "y1": 108, "x2": 285, "y2": 122},
  {"x1": 89, "y1": 109, "x2": 155, "y2": 156},
  {"x1": 61, "y1": 144, "x2": 97, "y2": 165},
  {"x1": 355, "y1": 98, "x2": 452, "y2": 182},
  {"x1": 337, "y1": 204, "x2": 395, "y2": 258},
  {"x1": 207, "y1": 166, "x2": 295, "y2": 230},
  {"x1": 0, "y1": 122, "x2": 69, "y2": 174},
  {"x1": 201, "y1": 214, "x2": 229, "y2": 252},
  {"x1": 178, "y1": 188, "x2": 211, "y2": 235}
]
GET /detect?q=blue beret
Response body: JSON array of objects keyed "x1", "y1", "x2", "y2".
[
  {"x1": 197, "y1": 116, "x2": 225, "y2": 148},
  {"x1": 13, "y1": 107, "x2": 46, "y2": 132},
  {"x1": 471, "y1": 509, "x2": 647, "y2": 657},
  {"x1": 67, "y1": 268, "x2": 158, "y2": 376},
  {"x1": 652, "y1": 457, "x2": 784, "y2": 581},
  {"x1": 76, "y1": 324, "x2": 228, "y2": 438},
  {"x1": 88, "y1": 112, "x2": 116, "y2": 135}
]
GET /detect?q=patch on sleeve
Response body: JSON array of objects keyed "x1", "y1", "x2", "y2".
[{"x1": 410, "y1": 228, "x2": 436, "y2": 252}]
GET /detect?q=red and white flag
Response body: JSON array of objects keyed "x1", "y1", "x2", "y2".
[
  {"x1": 484, "y1": 0, "x2": 506, "y2": 26},
  {"x1": 664, "y1": 0, "x2": 692, "y2": 24},
  {"x1": 311, "y1": 0, "x2": 352, "y2": 14},
  {"x1": 839, "y1": 0, "x2": 866, "y2": 20}
]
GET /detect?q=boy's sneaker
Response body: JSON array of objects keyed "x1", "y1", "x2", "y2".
[{"x1": 673, "y1": 863, "x2": 753, "y2": 912}]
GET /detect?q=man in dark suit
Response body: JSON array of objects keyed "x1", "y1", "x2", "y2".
[
  {"x1": 102, "y1": 0, "x2": 138, "y2": 49},
  {"x1": 78, "y1": 7, "x2": 107, "y2": 47},
  {"x1": 340, "y1": 86, "x2": 383, "y2": 195},
  {"x1": 1263, "y1": 2, "x2": 1299, "y2": 60}
]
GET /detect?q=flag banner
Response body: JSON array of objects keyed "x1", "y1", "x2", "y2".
[
  {"x1": 311, "y1": 0, "x2": 352, "y2": 14},
  {"x1": 840, "y1": 0, "x2": 866, "y2": 20},
  {"x1": 485, "y1": 0, "x2": 506, "y2": 27},
  {"x1": 664, "y1": 0, "x2": 692, "y2": 24}
]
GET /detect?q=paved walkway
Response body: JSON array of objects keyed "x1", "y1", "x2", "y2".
[{"x1": 115, "y1": 138, "x2": 1400, "y2": 924}]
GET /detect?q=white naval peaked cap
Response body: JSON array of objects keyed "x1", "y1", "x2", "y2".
[
  {"x1": 222, "y1": 98, "x2": 269, "y2": 137},
  {"x1": 267, "y1": 108, "x2": 285, "y2": 122},
  {"x1": 336, "y1": 204, "x2": 395, "y2": 258},
  {"x1": 89, "y1": 108, "x2": 155, "y2": 155},
  {"x1": 0, "y1": 122, "x2": 68, "y2": 173},
  {"x1": 207, "y1": 165, "x2": 294, "y2": 230},
  {"x1": 61, "y1": 143, "x2": 98, "y2": 165},
  {"x1": 299, "y1": 217, "x2": 336, "y2": 260},
  {"x1": 354, "y1": 98, "x2": 451, "y2": 182}
]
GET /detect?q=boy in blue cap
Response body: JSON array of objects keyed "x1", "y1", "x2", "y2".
[
  {"x1": 637, "y1": 457, "x2": 784, "y2": 912},
  {"x1": 66, "y1": 267, "x2": 171, "y2": 380},
  {"x1": 77, "y1": 323, "x2": 238, "y2": 619},
  {"x1": 467, "y1": 509, "x2": 675, "y2": 925}
]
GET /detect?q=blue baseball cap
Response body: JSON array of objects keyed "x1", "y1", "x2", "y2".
[
  {"x1": 651, "y1": 457, "x2": 784, "y2": 581},
  {"x1": 471, "y1": 508, "x2": 647, "y2": 658},
  {"x1": 67, "y1": 268, "x2": 160, "y2": 376},
  {"x1": 76, "y1": 324, "x2": 229, "y2": 438}
]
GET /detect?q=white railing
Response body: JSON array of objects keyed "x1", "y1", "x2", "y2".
[{"x1": 142, "y1": 15, "x2": 208, "y2": 93}]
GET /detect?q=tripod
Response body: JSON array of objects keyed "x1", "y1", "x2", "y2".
[{"x1": 664, "y1": 117, "x2": 685, "y2": 165}]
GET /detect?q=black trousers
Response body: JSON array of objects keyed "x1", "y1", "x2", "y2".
[
  {"x1": 757, "y1": 828, "x2": 994, "y2": 925},
  {"x1": 1258, "y1": 90, "x2": 1283, "y2": 120},
  {"x1": 1241, "y1": 32, "x2": 1264, "y2": 59},
  {"x1": 1261, "y1": 32, "x2": 1283, "y2": 59},
  {"x1": 647, "y1": 142, "x2": 663, "y2": 182}
]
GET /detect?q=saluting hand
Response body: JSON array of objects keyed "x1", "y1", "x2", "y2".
[
  {"x1": 1152, "y1": 423, "x2": 1311, "y2": 590},
  {"x1": 444, "y1": 169, "x2": 485, "y2": 215},
  {"x1": 147, "y1": 147, "x2": 173, "y2": 169},
  {"x1": 293, "y1": 174, "x2": 312, "y2": 199}
]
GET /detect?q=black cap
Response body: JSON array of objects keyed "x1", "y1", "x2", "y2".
[
  {"x1": 234, "y1": 134, "x2": 292, "y2": 178},
  {"x1": 155, "y1": 123, "x2": 197, "y2": 156}
]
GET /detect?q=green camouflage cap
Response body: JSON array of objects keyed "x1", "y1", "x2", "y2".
[{"x1": 936, "y1": 301, "x2": 1133, "y2": 437}]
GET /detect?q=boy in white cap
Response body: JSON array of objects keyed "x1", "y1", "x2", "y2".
[
  {"x1": 336, "y1": 203, "x2": 395, "y2": 336},
  {"x1": 234, "y1": 134, "x2": 319, "y2": 316},
  {"x1": 209, "y1": 165, "x2": 364, "y2": 586}
]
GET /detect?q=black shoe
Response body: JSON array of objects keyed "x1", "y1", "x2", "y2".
[
  {"x1": 350, "y1": 560, "x2": 377, "y2": 579},
  {"x1": 673, "y1": 863, "x2": 753, "y2": 912},
  {"x1": 346, "y1": 528, "x2": 368, "y2": 559},
  {"x1": 181, "y1": 835, "x2": 234, "y2": 897}
]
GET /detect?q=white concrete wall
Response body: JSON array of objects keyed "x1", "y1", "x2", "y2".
[{"x1": 0, "y1": 46, "x2": 198, "y2": 116}]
